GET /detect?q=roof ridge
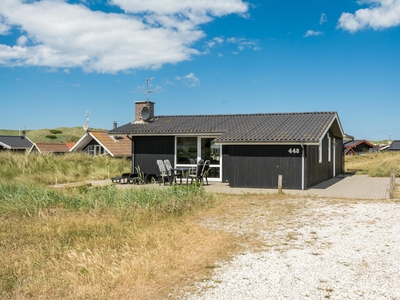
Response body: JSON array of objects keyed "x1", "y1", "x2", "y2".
[{"x1": 155, "y1": 111, "x2": 336, "y2": 118}]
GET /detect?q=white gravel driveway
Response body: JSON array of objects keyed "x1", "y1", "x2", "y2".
[{"x1": 184, "y1": 200, "x2": 400, "y2": 300}]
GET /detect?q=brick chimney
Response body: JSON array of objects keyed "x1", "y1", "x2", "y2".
[{"x1": 135, "y1": 101, "x2": 155, "y2": 122}]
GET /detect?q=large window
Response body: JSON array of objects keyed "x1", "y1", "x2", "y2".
[
  {"x1": 176, "y1": 137, "x2": 221, "y2": 180},
  {"x1": 177, "y1": 137, "x2": 197, "y2": 164}
]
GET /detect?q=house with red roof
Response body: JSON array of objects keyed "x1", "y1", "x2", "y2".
[
  {"x1": 29, "y1": 142, "x2": 71, "y2": 155},
  {"x1": 70, "y1": 130, "x2": 131, "y2": 158},
  {"x1": 343, "y1": 139, "x2": 374, "y2": 155}
]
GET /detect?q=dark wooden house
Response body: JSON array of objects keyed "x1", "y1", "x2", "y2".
[
  {"x1": 0, "y1": 135, "x2": 33, "y2": 152},
  {"x1": 109, "y1": 101, "x2": 345, "y2": 190},
  {"x1": 388, "y1": 140, "x2": 400, "y2": 151},
  {"x1": 343, "y1": 139, "x2": 374, "y2": 155}
]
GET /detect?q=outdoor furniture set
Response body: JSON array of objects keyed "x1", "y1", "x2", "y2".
[
  {"x1": 157, "y1": 159, "x2": 210, "y2": 185},
  {"x1": 111, "y1": 159, "x2": 210, "y2": 186},
  {"x1": 110, "y1": 172, "x2": 157, "y2": 185}
]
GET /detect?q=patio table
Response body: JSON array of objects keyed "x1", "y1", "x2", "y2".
[{"x1": 173, "y1": 167, "x2": 191, "y2": 185}]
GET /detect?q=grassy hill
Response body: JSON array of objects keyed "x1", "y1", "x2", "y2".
[{"x1": 0, "y1": 127, "x2": 106, "y2": 143}]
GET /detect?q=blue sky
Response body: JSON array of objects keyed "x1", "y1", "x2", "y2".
[{"x1": 1, "y1": 0, "x2": 399, "y2": 141}]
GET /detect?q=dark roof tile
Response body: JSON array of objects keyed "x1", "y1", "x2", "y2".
[
  {"x1": 0, "y1": 135, "x2": 33, "y2": 149},
  {"x1": 109, "y1": 112, "x2": 342, "y2": 144}
]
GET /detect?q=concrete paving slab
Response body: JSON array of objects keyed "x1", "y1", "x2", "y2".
[
  {"x1": 203, "y1": 175, "x2": 399, "y2": 200},
  {"x1": 83, "y1": 175, "x2": 399, "y2": 200}
]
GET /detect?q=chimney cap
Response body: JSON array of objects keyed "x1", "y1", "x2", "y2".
[{"x1": 135, "y1": 100, "x2": 155, "y2": 104}]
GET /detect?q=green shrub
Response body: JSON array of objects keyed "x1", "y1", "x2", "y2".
[
  {"x1": 49, "y1": 129, "x2": 63, "y2": 134},
  {"x1": 45, "y1": 135, "x2": 57, "y2": 140}
]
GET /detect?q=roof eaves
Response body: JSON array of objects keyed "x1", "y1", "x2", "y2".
[
  {"x1": 317, "y1": 113, "x2": 344, "y2": 144},
  {"x1": 0, "y1": 141, "x2": 11, "y2": 149}
]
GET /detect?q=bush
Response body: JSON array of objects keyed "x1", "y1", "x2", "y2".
[{"x1": 49, "y1": 129, "x2": 63, "y2": 134}]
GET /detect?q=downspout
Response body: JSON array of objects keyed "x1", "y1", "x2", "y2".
[{"x1": 301, "y1": 141, "x2": 305, "y2": 190}]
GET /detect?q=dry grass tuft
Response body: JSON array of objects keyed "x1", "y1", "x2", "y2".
[
  {"x1": 3, "y1": 151, "x2": 399, "y2": 299},
  {"x1": 1, "y1": 208, "x2": 243, "y2": 299},
  {"x1": 345, "y1": 152, "x2": 400, "y2": 177}
]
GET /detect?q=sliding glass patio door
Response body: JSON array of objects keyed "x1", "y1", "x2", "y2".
[{"x1": 176, "y1": 136, "x2": 221, "y2": 181}]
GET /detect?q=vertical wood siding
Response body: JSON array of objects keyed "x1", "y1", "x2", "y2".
[
  {"x1": 305, "y1": 133, "x2": 344, "y2": 188},
  {"x1": 132, "y1": 136, "x2": 175, "y2": 175},
  {"x1": 335, "y1": 138, "x2": 344, "y2": 177},
  {"x1": 226, "y1": 145, "x2": 303, "y2": 189},
  {"x1": 222, "y1": 145, "x2": 230, "y2": 183}
]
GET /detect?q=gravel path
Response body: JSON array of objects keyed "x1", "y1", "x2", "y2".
[{"x1": 184, "y1": 200, "x2": 400, "y2": 300}]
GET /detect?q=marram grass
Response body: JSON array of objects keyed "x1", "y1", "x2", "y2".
[
  {"x1": 0, "y1": 181, "x2": 212, "y2": 218},
  {"x1": 0, "y1": 151, "x2": 130, "y2": 186},
  {"x1": 0, "y1": 180, "x2": 221, "y2": 300},
  {"x1": 345, "y1": 151, "x2": 400, "y2": 177}
]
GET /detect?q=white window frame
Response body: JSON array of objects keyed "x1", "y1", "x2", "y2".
[
  {"x1": 319, "y1": 142, "x2": 322, "y2": 163},
  {"x1": 175, "y1": 136, "x2": 222, "y2": 181},
  {"x1": 328, "y1": 133, "x2": 331, "y2": 162}
]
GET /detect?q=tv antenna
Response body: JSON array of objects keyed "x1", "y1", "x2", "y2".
[
  {"x1": 83, "y1": 110, "x2": 90, "y2": 131},
  {"x1": 140, "y1": 78, "x2": 153, "y2": 121},
  {"x1": 146, "y1": 77, "x2": 153, "y2": 104}
]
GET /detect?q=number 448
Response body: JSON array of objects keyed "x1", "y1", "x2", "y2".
[{"x1": 288, "y1": 148, "x2": 300, "y2": 154}]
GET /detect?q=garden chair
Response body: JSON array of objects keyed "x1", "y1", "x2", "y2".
[
  {"x1": 157, "y1": 160, "x2": 169, "y2": 185},
  {"x1": 164, "y1": 159, "x2": 182, "y2": 184},
  {"x1": 188, "y1": 159, "x2": 210, "y2": 185}
]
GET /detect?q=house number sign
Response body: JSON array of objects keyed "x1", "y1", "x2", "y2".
[{"x1": 288, "y1": 148, "x2": 300, "y2": 154}]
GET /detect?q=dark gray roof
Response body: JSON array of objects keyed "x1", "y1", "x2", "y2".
[
  {"x1": 109, "y1": 112, "x2": 343, "y2": 144},
  {"x1": 343, "y1": 140, "x2": 374, "y2": 148},
  {"x1": 388, "y1": 140, "x2": 400, "y2": 151},
  {"x1": 0, "y1": 135, "x2": 33, "y2": 149}
]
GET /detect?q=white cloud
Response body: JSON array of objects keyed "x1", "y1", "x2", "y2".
[
  {"x1": 304, "y1": 30, "x2": 324, "y2": 37},
  {"x1": 16, "y1": 35, "x2": 27, "y2": 46},
  {"x1": 203, "y1": 35, "x2": 259, "y2": 55},
  {"x1": 112, "y1": 0, "x2": 247, "y2": 18},
  {"x1": 0, "y1": 0, "x2": 248, "y2": 73},
  {"x1": 0, "y1": 18, "x2": 10, "y2": 35},
  {"x1": 227, "y1": 37, "x2": 261, "y2": 51},
  {"x1": 320, "y1": 13, "x2": 327, "y2": 24},
  {"x1": 205, "y1": 36, "x2": 224, "y2": 48},
  {"x1": 338, "y1": 0, "x2": 400, "y2": 33},
  {"x1": 175, "y1": 72, "x2": 200, "y2": 87}
]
